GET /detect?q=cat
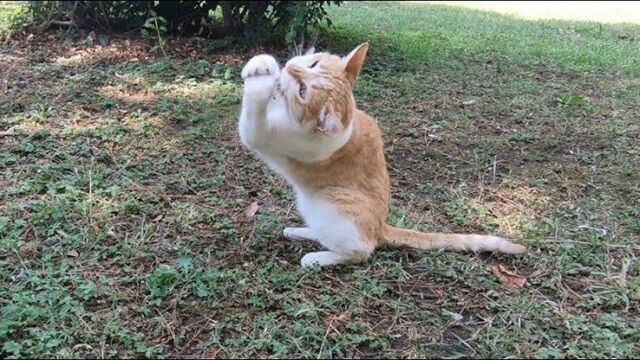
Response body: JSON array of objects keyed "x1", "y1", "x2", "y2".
[{"x1": 237, "y1": 42, "x2": 526, "y2": 268}]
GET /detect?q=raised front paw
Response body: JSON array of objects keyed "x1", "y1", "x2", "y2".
[{"x1": 241, "y1": 54, "x2": 280, "y2": 80}]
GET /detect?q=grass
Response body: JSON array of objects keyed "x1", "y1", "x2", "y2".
[
  {"x1": 1, "y1": 1, "x2": 639, "y2": 358},
  {"x1": 0, "y1": 3, "x2": 23, "y2": 39},
  {"x1": 424, "y1": 1, "x2": 640, "y2": 25}
]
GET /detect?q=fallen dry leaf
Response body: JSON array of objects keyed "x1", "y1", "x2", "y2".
[
  {"x1": 0, "y1": 126, "x2": 16, "y2": 136},
  {"x1": 324, "y1": 313, "x2": 349, "y2": 334},
  {"x1": 244, "y1": 201, "x2": 259, "y2": 219},
  {"x1": 20, "y1": 241, "x2": 40, "y2": 256},
  {"x1": 331, "y1": 313, "x2": 349, "y2": 323},
  {"x1": 405, "y1": 101, "x2": 429, "y2": 112},
  {"x1": 491, "y1": 264, "x2": 526, "y2": 289},
  {"x1": 67, "y1": 250, "x2": 79, "y2": 257}
]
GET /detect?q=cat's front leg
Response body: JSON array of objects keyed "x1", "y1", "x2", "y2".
[
  {"x1": 238, "y1": 55, "x2": 280, "y2": 151},
  {"x1": 241, "y1": 55, "x2": 280, "y2": 104}
]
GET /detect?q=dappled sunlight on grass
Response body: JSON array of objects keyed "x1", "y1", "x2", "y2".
[
  {"x1": 423, "y1": 1, "x2": 640, "y2": 25},
  {"x1": 0, "y1": 52, "x2": 26, "y2": 66},
  {"x1": 327, "y1": 2, "x2": 640, "y2": 73},
  {"x1": 98, "y1": 84, "x2": 159, "y2": 106},
  {"x1": 51, "y1": 42, "x2": 151, "y2": 66},
  {"x1": 491, "y1": 185, "x2": 552, "y2": 239},
  {"x1": 160, "y1": 78, "x2": 240, "y2": 101}
]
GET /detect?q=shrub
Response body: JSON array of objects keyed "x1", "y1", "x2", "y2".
[{"x1": 23, "y1": 1, "x2": 342, "y2": 45}]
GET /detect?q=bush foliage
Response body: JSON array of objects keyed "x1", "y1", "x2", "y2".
[{"x1": 24, "y1": 1, "x2": 342, "y2": 44}]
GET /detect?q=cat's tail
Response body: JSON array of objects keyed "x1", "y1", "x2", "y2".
[{"x1": 382, "y1": 225, "x2": 526, "y2": 254}]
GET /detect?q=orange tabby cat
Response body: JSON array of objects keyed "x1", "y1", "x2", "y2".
[{"x1": 238, "y1": 42, "x2": 526, "y2": 267}]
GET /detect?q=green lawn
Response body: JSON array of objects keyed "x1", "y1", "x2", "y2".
[
  {"x1": 0, "y1": 3, "x2": 21, "y2": 37},
  {"x1": 1, "y1": 1, "x2": 639, "y2": 358}
]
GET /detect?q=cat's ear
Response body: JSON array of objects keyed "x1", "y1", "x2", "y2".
[
  {"x1": 342, "y1": 42, "x2": 369, "y2": 85},
  {"x1": 305, "y1": 46, "x2": 315, "y2": 55},
  {"x1": 317, "y1": 106, "x2": 343, "y2": 137}
]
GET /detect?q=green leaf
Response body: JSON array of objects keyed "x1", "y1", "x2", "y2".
[
  {"x1": 537, "y1": 347, "x2": 565, "y2": 359},
  {"x1": 2, "y1": 341, "x2": 22, "y2": 356},
  {"x1": 556, "y1": 94, "x2": 589, "y2": 106},
  {"x1": 147, "y1": 265, "x2": 178, "y2": 299},
  {"x1": 77, "y1": 281, "x2": 97, "y2": 300},
  {"x1": 193, "y1": 280, "x2": 209, "y2": 298},
  {"x1": 46, "y1": 337, "x2": 63, "y2": 348},
  {"x1": 176, "y1": 256, "x2": 193, "y2": 272},
  {"x1": 98, "y1": 33, "x2": 109, "y2": 46}
]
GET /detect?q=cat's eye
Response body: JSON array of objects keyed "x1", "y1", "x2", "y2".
[{"x1": 309, "y1": 60, "x2": 319, "y2": 68}]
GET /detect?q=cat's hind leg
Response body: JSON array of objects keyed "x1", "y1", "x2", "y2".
[
  {"x1": 283, "y1": 227, "x2": 372, "y2": 267},
  {"x1": 296, "y1": 193, "x2": 375, "y2": 268},
  {"x1": 283, "y1": 227, "x2": 360, "y2": 267},
  {"x1": 300, "y1": 248, "x2": 372, "y2": 268},
  {"x1": 299, "y1": 228, "x2": 374, "y2": 268},
  {"x1": 301, "y1": 251, "x2": 352, "y2": 267},
  {"x1": 283, "y1": 227, "x2": 318, "y2": 243}
]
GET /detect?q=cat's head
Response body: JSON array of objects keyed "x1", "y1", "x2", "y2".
[{"x1": 279, "y1": 42, "x2": 369, "y2": 138}]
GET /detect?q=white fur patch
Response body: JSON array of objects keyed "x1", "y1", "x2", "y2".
[
  {"x1": 301, "y1": 251, "x2": 349, "y2": 267},
  {"x1": 296, "y1": 190, "x2": 372, "y2": 256},
  {"x1": 283, "y1": 227, "x2": 317, "y2": 242}
]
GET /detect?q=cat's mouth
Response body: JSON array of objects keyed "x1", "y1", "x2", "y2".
[
  {"x1": 298, "y1": 82, "x2": 307, "y2": 99},
  {"x1": 281, "y1": 69, "x2": 308, "y2": 101}
]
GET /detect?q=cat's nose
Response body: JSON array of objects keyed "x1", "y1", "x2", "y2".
[{"x1": 285, "y1": 64, "x2": 303, "y2": 79}]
